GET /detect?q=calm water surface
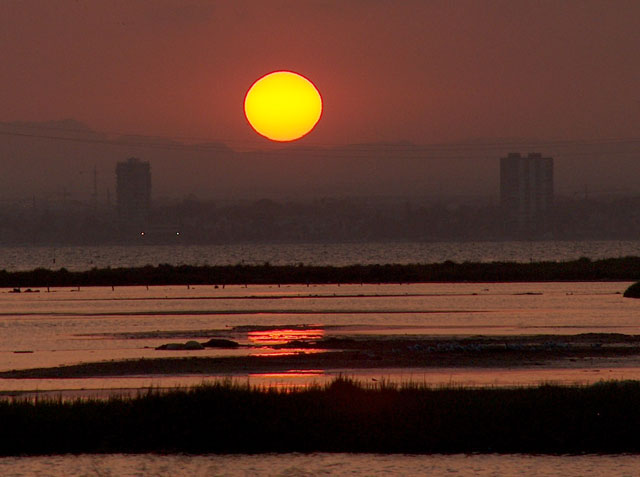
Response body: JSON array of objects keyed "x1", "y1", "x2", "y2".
[
  {"x1": 1, "y1": 281, "x2": 639, "y2": 393},
  {"x1": 1, "y1": 453, "x2": 639, "y2": 476},
  {"x1": 1, "y1": 240, "x2": 639, "y2": 270},
  {"x1": 2, "y1": 243, "x2": 640, "y2": 470}
]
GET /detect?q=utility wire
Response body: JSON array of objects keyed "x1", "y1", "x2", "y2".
[{"x1": 1, "y1": 126, "x2": 639, "y2": 159}]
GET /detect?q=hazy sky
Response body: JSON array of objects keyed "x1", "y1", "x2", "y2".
[{"x1": 2, "y1": 0, "x2": 639, "y2": 147}]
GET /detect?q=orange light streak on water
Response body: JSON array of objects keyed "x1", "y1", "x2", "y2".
[
  {"x1": 251, "y1": 348, "x2": 326, "y2": 357},
  {"x1": 249, "y1": 370, "x2": 324, "y2": 379},
  {"x1": 247, "y1": 328, "x2": 324, "y2": 345}
]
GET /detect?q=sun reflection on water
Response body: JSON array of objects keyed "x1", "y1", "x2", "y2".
[
  {"x1": 249, "y1": 370, "x2": 324, "y2": 379},
  {"x1": 248, "y1": 369, "x2": 325, "y2": 390},
  {"x1": 248, "y1": 328, "x2": 324, "y2": 346},
  {"x1": 252, "y1": 349, "x2": 325, "y2": 358},
  {"x1": 248, "y1": 327, "x2": 325, "y2": 357}
]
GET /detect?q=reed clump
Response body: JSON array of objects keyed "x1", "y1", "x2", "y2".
[
  {"x1": 623, "y1": 281, "x2": 640, "y2": 298},
  {"x1": 2, "y1": 378, "x2": 640, "y2": 455}
]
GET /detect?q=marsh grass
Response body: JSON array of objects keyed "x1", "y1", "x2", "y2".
[
  {"x1": 2, "y1": 378, "x2": 640, "y2": 455},
  {"x1": 624, "y1": 281, "x2": 640, "y2": 298}
]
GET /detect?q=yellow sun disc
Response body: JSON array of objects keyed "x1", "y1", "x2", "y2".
[{"x1": 244, "y1": 71, "x2": 322, "y2": 142}]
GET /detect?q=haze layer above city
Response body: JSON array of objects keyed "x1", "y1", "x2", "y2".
[{"x1": 1, "y1": 1, "x2": 638, "y2": 211}]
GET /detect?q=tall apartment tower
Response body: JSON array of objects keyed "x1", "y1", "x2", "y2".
[
  {"x1": 500, "y1": 153, "x2": 553, "y2": 234},
  {"x1": 116, "y1": 157, "x2": 151, "y2": 229}
]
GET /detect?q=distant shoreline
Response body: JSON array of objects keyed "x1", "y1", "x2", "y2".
[{"x1": 1, "y1": 256, "x2": 640, "y2": 287}]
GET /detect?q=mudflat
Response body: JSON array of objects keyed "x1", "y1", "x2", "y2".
[{"x1": 3, "y1": 333, "x2": 640, "y2": 379}]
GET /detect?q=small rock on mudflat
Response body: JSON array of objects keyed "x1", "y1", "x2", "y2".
[{"x1": 202, "y1": 338, "x2": 240, "y2": 348}]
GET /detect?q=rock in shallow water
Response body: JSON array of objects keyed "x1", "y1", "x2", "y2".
[
  {"x1": 202, "y1": 338, "x2": 240, "y2": 348},
  {"x1": 156, "y1": 340, "x2": 205, "y2": 350}
]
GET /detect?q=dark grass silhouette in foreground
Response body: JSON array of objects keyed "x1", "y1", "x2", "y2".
[
  {"x1": 2, "y1": 378, "x2": 640, "y2": 455},
  {"x1": 2, "y1": 256, "x2": 640, "y2": 288}
]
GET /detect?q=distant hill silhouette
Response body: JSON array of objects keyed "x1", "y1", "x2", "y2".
[{"x1": 0, "y1": 120, "x2": 638, "y2": 203}]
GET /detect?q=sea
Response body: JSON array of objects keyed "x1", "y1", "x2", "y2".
[
  {"x1": 1, "y1": 239, "x2": 639, "y2": 271},
  {"x1": 1, "y1": 240, "x2": 640, "y2": 475},
  {"x1": 2, "y1": 281, "x2": 639, "y2": 394}
]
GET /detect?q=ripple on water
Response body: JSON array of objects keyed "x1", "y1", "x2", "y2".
[
  {"x1": 1, "y1": 453, "x2": 640, "y2": 476},
  {"x1": 2, "y1": 240, "x2": 640, "y2": 271}
]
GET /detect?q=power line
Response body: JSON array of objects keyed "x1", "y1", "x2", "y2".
[{"x1": 1, "y1": 126, "x2": 639, "y2": 159}]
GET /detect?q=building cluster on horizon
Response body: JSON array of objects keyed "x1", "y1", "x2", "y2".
[
  {"x1": 110, "y1": 153, "x2": 557, "y2": 240},
  {"x1": 8, "y1": 148, "x2": 640, "y2": 244},
  {"x1": 116, "y1": 157, "x2": 151, "y2": 231},
  {"x1": 500, "y1": 152, "x2": 554, "y2": 235}
]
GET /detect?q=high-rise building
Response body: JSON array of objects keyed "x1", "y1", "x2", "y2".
[
  {"x1": 500, "y1": 152, "x2": 553, "y2": 234},
  {"x1": 116, "y1": 157, "x2": 151, "y2": 229}
]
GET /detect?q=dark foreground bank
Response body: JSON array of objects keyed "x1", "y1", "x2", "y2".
[
  {"x1": 2, "y1": 256, "x2": 640, "y2": 287},
  {"x1": 3, "y1": 379, "x2": 640, "y2": 455}
]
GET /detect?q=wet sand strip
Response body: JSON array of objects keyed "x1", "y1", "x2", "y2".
[{"x1": 4, "y1": 341, "x2": 640, "y2": 379}]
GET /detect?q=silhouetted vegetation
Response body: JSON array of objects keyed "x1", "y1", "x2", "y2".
[
  {"x1": 1, "y1": 256, "x2": 640, "y2": 288},
  {"x1": 3, "y1": 378, "x2": 640, "y2": 455},
  {"x1": 623, "y1": 281, "x2": 640, "y2": 298}
]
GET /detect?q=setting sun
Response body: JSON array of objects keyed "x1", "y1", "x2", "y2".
[{"x1": 244, "y1": 71, "x2": 322, "y2": 142}]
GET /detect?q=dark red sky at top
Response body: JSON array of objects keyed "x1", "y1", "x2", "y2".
[{"x1": 2, "y1": 0, "x2": 639, "y2": 147}]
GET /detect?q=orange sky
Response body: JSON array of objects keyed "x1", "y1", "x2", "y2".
[{"x1": 2, "y1": 0, "x2": 639, "y2": 147}]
